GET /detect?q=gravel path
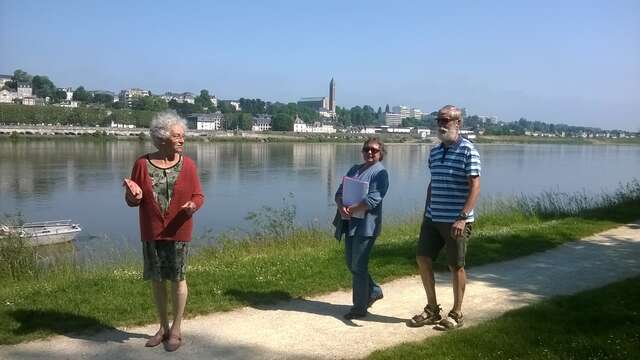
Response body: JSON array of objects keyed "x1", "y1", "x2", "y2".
[{"x1": 3, "y1": 221, "x2": 639, "y2": 360}]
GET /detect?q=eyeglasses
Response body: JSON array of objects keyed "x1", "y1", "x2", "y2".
[
  {"x1": 362, "y1": 146, "x2": 381, "y2": 154},
  {"x1": 437, "y1": 117, "x2": 456, "y2": 124}
]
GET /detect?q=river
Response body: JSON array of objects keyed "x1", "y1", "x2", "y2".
[{"x1": 1, "y1": 140, "x2": 639, "y2": 261}]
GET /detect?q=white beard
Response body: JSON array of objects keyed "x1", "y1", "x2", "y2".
[{"x1": 437, "y1": 127, "x2": 458, "y2": 144}]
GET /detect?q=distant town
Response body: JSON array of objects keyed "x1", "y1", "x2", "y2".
[{"x1": 0, "y1": 69, "x2": 637, "y2": 140}]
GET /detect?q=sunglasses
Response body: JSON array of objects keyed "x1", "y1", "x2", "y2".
[{"x1": 362, "y1": 146, "x2": 381, "y2": 154}]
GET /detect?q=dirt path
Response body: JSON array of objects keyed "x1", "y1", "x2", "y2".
[{"x1": 3, "y1": 221, "x2": 639, "y2": 360}]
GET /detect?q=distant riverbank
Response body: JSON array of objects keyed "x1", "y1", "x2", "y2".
[
  {"x1": 1, "y1": 126, "x2": 638, "y2": 145},
  {"x1": 0, "y1": 125, "x2": 425, "y2": 143}
]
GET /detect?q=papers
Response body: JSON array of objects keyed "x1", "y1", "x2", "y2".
[{"x1": 342, "y1": 176, "x2": 369, "y2": 219}]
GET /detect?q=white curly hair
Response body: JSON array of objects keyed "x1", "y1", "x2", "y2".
[{"x1": 149, "y1": 111, "x2": 187, "y2": 149}]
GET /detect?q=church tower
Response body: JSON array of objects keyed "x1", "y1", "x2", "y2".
[{"x1": 329, "y1": 78, "x2": 336, "y2": 112}]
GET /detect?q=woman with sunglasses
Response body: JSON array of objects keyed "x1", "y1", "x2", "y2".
[{"x1": 334, "y1": 137, "x2": 390, "y2": 320}]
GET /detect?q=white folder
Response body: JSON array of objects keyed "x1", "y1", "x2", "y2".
[{"x1": 342, "y1": 176, "x2": 369, "y2": 219}]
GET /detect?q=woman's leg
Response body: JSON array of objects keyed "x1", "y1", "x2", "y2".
[
  {"x1": 169, "y1": 280, "x2": 188, "y2": 337},
  {"x1": 345, "y1": 235, "x2": 354, "y2": 273},
  {"x1": 350, "y1": 235, "x2": 377, "y2": 314},
  {"x1": 151, "y1": 280, "x2": 170, "y2": 334}
]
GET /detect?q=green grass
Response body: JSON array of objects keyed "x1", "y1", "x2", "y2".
[
  {"x1": 369, "y1": 276, "x2": 640, "y2": 360},
  {"x1": 1, "y1": 183, "x2": 639, "y2": 345}
]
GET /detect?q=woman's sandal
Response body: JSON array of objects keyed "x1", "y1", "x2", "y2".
[
  {"x1": 165, "y1": 334, "x2": 183, "y2": 352},
  {"x1": 434, "y1": 310, "x2": 464, "y2": 331},
  {"x1": 145, "y1": 330, "x2": 168, "y2": 347}
]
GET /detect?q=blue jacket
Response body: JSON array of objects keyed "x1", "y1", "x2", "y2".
[{"x1": 333, "y1": 162, "x2": 389, "y2": 240}]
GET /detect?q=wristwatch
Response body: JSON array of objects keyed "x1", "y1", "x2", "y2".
[{"x1": 457, "y1": 211, "x2": 471, "y2": 221}]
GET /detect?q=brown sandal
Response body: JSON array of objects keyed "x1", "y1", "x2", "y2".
[
  {"x1": 145, "y1": 330, "x2": 168, "y2": 347},
  {"x1": 165, "y1": 334, "x2": 182, "y2": 352},
  {"x1": 407, "y1": 304, "x2": 442, "y2": 327},
  {"x1": 434, "y1": 310, "x2": 464, "y2": 331}
]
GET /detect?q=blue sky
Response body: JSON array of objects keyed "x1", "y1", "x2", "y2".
[{"x1": 1, "y1": 0, "x2": 638, "y2": 130}]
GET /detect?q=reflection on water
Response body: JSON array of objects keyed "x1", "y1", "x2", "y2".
[{"x1": 1, "y1": 140, "x2": 639, "y2": 261}]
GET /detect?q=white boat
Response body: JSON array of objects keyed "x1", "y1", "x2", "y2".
[{"x1": 0, "y1": 220, "x2": 82, "y2": 246}]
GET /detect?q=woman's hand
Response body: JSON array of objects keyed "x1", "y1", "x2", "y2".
[
  {"x1": 339, "y1": 206, "x2": 351, "y2": 219},
  {"x1": 181, "y1": 201, "x2": 197, "y2": 216},
  {"x1": 123, "y1": 178, "x2": 142, "y2": 203},
  {"x1": 348, "y1": 202, "x2": 368, "y2": 214}
]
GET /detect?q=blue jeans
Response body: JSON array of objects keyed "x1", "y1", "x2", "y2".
[{"x1": 345, "y1": 235, "x2": 382, "y2": 314}]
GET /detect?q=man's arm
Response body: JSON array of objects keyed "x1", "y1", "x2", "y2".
[
  {"x1": 461, "y1": 175, "x2": 480, "y2": 215},
  {"x1": 451, "y1": 175, "x2": 480, "y2": 239}
]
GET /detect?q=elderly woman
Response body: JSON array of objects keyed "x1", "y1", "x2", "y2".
[
  {"x1": 123, "y1": 111, "x2": 204, "y2": 352},
  {"x1": 334, "y1": 137, "x2": 390, "y2": 320}
]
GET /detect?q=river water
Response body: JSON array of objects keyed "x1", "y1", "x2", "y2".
[{"x1": 1, "y1": 140, "x2": 639, "y2": 261}]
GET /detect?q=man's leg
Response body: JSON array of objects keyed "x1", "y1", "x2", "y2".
[
  {"x1": 417, "y1": 255, "x2": 437, "y2": 306},
  {"x1": 408, "y1": 219, "x2": 444, "y2": 327},
  {"x1": 450, "y1": 265, "x2": 466, "y2": 314}
]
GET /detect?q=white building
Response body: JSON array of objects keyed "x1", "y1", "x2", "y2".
[
  {"x1": 252, "y1": 114, "x2": 272, "y2": 132},
  {"x1": 410, "y1": 108, "x2": 422, "y2": 119},
  {"x1": 293, "y1": 116, "x2": 336, "y2": 133},
  {"x1": 392, "y1": 105, "x2": 410, "y2": 119},
  {"x1": 359, "y1": 127, "x2": 378, "y2": 134},
  {"x1": 110, "y1": 121, "x2": 135, "y2": 128},
  {"x1": 0, "y1": 75, "x2": 12, "y2": 88},
  {"x1": 0, "y1": 89, "x2": 17, "y2": 103},
  {"x1": 384, "y1": 112, "x2": 402, "y2": 127},
  {"x1": 229, "y1": 101, "x2": 241, "y2": 111},
  {"x1": 318, "y1": 107, "x2": 335, "y2": 119},
  {"x1": 17, "y1": 83, "x2": 32, "y2": 99},
  {"x1": 119, "y1": 88, "x2": 151, "y2": 107},
  {"x1": 209, "y1": 96, "x2": 218, "y2": 107},
  {"x1": 380, "y1": 126, "x2": 412, "y2": 133},
  {"x1": 187, "y1": 112, "x2": 224, "y2": 131},
  {"x1": 58, "y1": 87, "x2": 74, "y2": 101},
  {"x1": 416, "y1": 128, "x2": 431, "y2": 138},
  {"x1": 56, "y1": 100, "x2": 79, "y2": 108},
  {"x1": 161, "y1": 92, "x2": 195, "y2": 104},
  {"x1": 21, "y1": 96, "x2": 44, "y2": 106}
]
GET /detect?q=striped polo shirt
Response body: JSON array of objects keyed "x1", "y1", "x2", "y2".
[{"x1": 426, "y1": 136, "x2": 481, "y2": 223}]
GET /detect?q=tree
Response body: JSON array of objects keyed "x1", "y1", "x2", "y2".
[
  {"x1": 132, "y1": 96, "x2": 168, "y2": 111},
  {"x1": 168, "y1": 100, "x2": 202, "y2": 117},
  {"x1": 31, "y1": 75, "x2": 57, "y2": 101},
  {"x1": 225, "y1": 113, "x2": 253, "y2": 130},
  {"x1": 218, "y1": 101, "x2": 234, "y2": 114},
  {"x1": 54, "y1": 89, "x2": 68, "y2": 103},
  {"x1": 271, "y1": 113, "x2": 293, "y2": 131},
  {"x1": 5, "y1": 69, "x2": 33, "y2": 90},
  {"x1": 93, "y1": 93, "x2": 114, "y2": 105},
  {"x1": 194, "y1": 89, "x2": 214, "y2": 111},
  {"x1": 73, "y1": 86, "x2": 91, "y2": 102}
]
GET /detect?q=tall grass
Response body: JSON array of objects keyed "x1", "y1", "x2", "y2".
[{"x1": 513, "y1": 179, "x2": 640, "y2": 218}]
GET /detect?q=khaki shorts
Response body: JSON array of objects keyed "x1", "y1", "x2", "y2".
[
  {"x1": 416, "y1": 218, "x2": 473, "y2": 267},
  {"x1": 142, "y1": 240, "x2": 189, "y2": 281}
]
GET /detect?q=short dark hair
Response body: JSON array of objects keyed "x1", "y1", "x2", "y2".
[{"x1": 363, "y1": 136, "x2": 387, "y2": 161}]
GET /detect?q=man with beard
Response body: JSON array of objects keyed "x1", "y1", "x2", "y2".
[{"x1": 407, "y1": 105, "x2": 481, "y2": 331}]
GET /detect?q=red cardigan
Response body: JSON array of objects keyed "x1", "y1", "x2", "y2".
[{"x1": 127, "y1": 155, "x2": 205, "y2": 242}]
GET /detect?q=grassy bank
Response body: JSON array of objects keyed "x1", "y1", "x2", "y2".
[
  {"x1": 369, "y1": 276, "x2": 640, "y2": 359},
  {"x1": 1, "y1": 182, "x2": 639, "y2": 344}
]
